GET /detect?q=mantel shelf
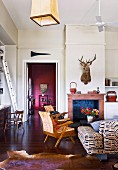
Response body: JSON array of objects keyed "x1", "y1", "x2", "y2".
[{"x1": 68, "y1": 93, "x2": 105, "y2": 100}]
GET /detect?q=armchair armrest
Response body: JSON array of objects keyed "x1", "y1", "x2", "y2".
[
  {"x1": 56, "y1": 121, "x2": 73, "y2": 128},
  {"x1": 54, "y1": 121, "x2": 73, "y2": 133}
]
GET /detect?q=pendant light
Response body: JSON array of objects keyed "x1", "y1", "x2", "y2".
[{"x1": 30, "y1": 0, "x2": 60, "y2": 27}]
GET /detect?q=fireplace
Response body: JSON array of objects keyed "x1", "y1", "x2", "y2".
[
  {"x1": 68, "y1": 94, "x2": 105, "y2": 121},
  {"x1": 73, "y1": 100, "x2": 99, "y2": 122}
]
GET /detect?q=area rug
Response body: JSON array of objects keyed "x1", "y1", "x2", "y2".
[
  {"x1": 0, "y1": 150, "x2": 112, "y2": 170},
  {"x1": 112, "y1": 162, "x2": 118, "y2": 170}
]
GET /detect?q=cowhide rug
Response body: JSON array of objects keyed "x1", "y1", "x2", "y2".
[{"x1": 0, "y1": 150, "x2": 113, "y2": 170}]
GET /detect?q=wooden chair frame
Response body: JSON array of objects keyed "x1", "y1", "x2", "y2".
[
  {"x1": 4, "y1": 110, "x2": 24, "y2": 132},
  {"x1": 39, "y1": 111, "x2": 75, "y2": 147}
]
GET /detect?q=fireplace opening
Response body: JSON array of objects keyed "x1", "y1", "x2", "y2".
[{"x1": 73, "y1": 100, "x2": 99, "y2": 122}]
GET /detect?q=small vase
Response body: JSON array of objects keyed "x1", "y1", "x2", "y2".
[{"x1": 87, "y1": 115, "x2": 93, "y2": 123}]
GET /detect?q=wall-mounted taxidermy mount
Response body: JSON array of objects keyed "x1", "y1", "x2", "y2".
[
  {"x1": 31, "y1": 51, "x2": 51, "y2": 57},
  {"x1": 78, "y1": 54, "x2": 96, "y2": 85}
]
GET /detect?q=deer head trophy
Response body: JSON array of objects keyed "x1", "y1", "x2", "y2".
[{"x1": 78, "y1": 54, "x2": 96, "y2": 85}]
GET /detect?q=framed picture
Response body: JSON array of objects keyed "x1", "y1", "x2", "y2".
[
  {"x1": 40, "y1": 84, "x2": 48, "y2": 95},
  {"x1": 39, "y1": 95, "x2": 48, "y2": 110}
]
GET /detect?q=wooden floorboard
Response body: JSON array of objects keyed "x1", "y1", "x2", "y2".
[{"x1": 0, "y1": 110, "x2": 117, "y2": 168}]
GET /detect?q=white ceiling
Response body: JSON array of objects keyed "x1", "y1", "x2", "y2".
[{"x1": 2, "y1": 0, "x2": 118, "y2": 30}]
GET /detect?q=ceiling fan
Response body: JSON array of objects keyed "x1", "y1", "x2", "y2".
[{"x1": 96, "y1": 0, "x2": 118, "y2": 32}]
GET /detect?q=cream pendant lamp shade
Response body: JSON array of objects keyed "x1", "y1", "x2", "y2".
[{"x1": 30, "y1": 0, "x2": 60, "y2": 27}]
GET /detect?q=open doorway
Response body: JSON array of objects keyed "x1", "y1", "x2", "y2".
[{"x1": 27, "y1": 63, "x2": 56, "y2": 115}]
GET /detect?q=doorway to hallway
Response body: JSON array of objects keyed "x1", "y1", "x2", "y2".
[{"x1": 27, "y1": 63, "x2": 56, "y2": 114}]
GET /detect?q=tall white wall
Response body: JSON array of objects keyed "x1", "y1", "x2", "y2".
[
  {"x1": 0, "y1": 0, "x2": 18, "y2": 108},
  {"x1": 105, "y1": 31, "x2": 118, "y2": 77},
  {"x1": 65, "y1": 25, "x2": 105, "y2": 97},
  {"x1": 65, "y1": 25, "x2": 106, "y2": 112},
  {"x1": 17, "y1": 26, "x2": 107, "y2": 120},
  {"x1": 0, "y1": 0, "x2": 117, "y2": 120},
  {"x1": 104, "y1": 31, "x2": 118, "y2": 119},
  {"x1": 5, "y1": 45, "x2": 17, "y2": 88},
  {"x1": 18, "y1": 29, "x2": 65, "y2": 120},
  {"x1": 0, "y1": 45, "x2": 17, "y2": 109}
]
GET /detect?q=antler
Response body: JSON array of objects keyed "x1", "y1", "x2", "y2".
[
  {"x1": 78, "y1": 54, "x2": 96, "y2": 65},
  {"x1": 78, "y1": 56, "x2": 86, "y2": 65},
  {"x1": 87, "y1": 54, "x2": 96, "y2": 65}
]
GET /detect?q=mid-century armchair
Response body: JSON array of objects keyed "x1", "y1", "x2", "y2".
[{"x1": 39, "y1": 111, "x2": 75, "y2": 147}]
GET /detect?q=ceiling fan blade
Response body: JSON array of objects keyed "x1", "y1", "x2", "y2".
[
  {"x1": 96, "y1": 16, "x2": 102, "y2": 23},
  {"x1": 106, "y1": 21, "x2": 118, "y2": 27},
  {"x1": 98, "y1": 25, "x2": 104, "y2": 32}
]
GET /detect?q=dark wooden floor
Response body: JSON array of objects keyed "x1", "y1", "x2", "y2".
[{"x1": 0, "y1": 110, "x2": 118, "y2": 169}]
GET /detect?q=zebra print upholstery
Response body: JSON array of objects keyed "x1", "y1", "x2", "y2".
[
  {"x1": 78, "y1": 120, "x2": 118, "y2": 154},
  {"x1": 99, "y1": 120, "x2": 118, "y2": 152}
]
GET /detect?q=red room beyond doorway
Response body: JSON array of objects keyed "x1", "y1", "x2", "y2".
[{"x1": 28, "y1": 63, "x2": 56, "y2": 113}]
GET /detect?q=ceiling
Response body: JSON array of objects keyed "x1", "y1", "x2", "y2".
[{"x1": 2, "y1": 0, "x2": 118, "y2": 30}]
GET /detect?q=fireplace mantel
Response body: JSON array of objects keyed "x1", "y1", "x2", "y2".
[{"x1": 68, "y1": 93, "x2": 105, "y2": 120}]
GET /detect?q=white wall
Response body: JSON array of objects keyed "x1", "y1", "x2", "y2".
[
  {"x1": 0, "y1": 0, "x2": 18, "y2": 45},
  {"x1": 0, "y1": 0, "x2": 117, "y2": 121},
  {"x1": 5, "y1": 45, "x2": 17, "y2": 88},
  {"x1": 65, "y1": 25, "x2": 105, "y2": 108},
  {"x1": 18, "y1": 29, "x2": 65, "y2": 120},
  {"x1": 104, "y1": 31, "x2": 118, "y2": 119},
  {"x1": 0, "y1": 45, "x2": 17, "y2": 109},
  {"x1": 17, "y1": 26, "x2": 107, "y2": 120},
  {"x1": 1, "y1": 22, "x2": 117, "y2": 121},
  {"x1": 105, "y1": 31, "x2": 118, "y2": 78},
  {"x1": 0, "y1": 1, "x2": 18, "y2": 108}
]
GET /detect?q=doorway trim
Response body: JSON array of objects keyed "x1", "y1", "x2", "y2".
[{"x1": 23, "y1": 59, "x2": 60, "y2": 121}]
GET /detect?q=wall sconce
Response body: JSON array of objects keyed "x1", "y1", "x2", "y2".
[
  {"x1": 30, "y1": 0, "x2": 60, "y2": 27},
  {"x1": 40, "y1": 84, "x2": 48, "y2": 96}
]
